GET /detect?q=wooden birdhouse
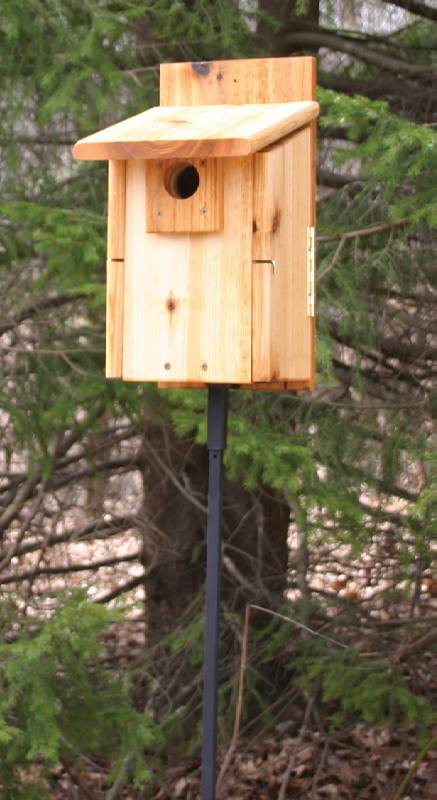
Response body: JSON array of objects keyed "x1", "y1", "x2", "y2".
[{"x1": 73, "y1": 56, "x2": 318, "y2": 391}]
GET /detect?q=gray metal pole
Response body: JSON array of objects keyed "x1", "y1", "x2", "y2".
[{"x1": 201, "y1": 385, "x2": 228, "y2": 800}]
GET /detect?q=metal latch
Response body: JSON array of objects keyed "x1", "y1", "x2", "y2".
[
  {"x1": 253, "y1": 259, "x2": 277, "y2": 275},
  {"x1": 307, "y1": 227, "x2": 315, "y2": 317}
]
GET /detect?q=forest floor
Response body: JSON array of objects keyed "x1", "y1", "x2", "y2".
[
  {"x1": 44, "y1": 612, "x2": 436, "y2": 800},
  {"x1": 48, "y1": 710, "x2": 437, "y2": 799},
  {"x1": 152, "y1": 723, "x2": 437, "y2": 799},
  {"x1": 6, "y1": 523, "x2": 436, "y2": 799}
]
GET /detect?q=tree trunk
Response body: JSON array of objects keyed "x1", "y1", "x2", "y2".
[
  {"x1": 139, "y1": 423, "x2": 290, "y2": 644},
  {"x1": 257, "y1": 0, "x2": 320, "y2": 56}
]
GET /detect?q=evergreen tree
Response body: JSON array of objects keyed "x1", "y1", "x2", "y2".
[{"x1": 0, "y1": 0, "x2": 435, "y2": 791}]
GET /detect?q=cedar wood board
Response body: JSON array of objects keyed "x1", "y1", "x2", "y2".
[{"x1": 73, "y1": 101, "x2": 318, "y2": 160}]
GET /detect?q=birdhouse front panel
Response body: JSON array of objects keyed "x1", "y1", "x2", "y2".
[
  {"x1": 74, "y1": 56, "x2": 318, "y2": 391},
  {"x1": 121, "y1": 156, "x2": 253, "y2": 384}
]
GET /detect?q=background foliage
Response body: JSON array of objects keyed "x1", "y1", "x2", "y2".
[{"x1": 0, "y1": 0, "x2": 435, "y2": 797}]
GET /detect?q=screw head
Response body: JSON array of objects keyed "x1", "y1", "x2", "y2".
[
  {"x1": 200, "y1": 207, "x2": 208, "y2": 215},
  {"x1": 156, "y1": 209, "x2": 163, "y2": 217},
  {"x1": 201, "y1": 363, "x2": 208, "y2": 371},
  {"x1": 164, "y1": 362, "x2": 171, "y2": 370}
]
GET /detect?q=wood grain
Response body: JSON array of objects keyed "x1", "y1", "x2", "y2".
[
  {"x1": 106, "y1": 161, "x2": 126, "y2": 377},
  {"x1": 122, "y1": 160, "x2": 189, "y2": 382},
  {"x1": 160, "y1": 57, "x2": 316, "y2": 106},
  {"x1": 106, "y1": 259, "x2": 124, "y2": 378},
  {"x1": 157, "y1": 55, "x2": 317, "y2": 391},
  {"x1": 73, "y1": 102, "x2": 318, "y2": 160},
  {"x1": 145, "y1": 157, "x2": 223, "y2": 233},
  {"x1": 122, "y1": 157, "x2": 252, "y2": 383},
  {"x1": 252, "y1": 127, "x2": 312, "y2": 382},
  {"x1": 107, "y1": 160, "x2": 126, "y2": 259}
]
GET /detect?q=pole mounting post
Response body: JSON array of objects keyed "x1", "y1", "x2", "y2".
[{"x1": 201, "y1": 384, "x2": 229, "y2": 800}]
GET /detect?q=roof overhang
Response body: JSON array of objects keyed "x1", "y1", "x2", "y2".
[{"x1": 73, "y1": 101, "x2": 319, "y2": 160}]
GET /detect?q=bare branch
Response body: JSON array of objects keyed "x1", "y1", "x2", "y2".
[
  {"x1": 286, "y1": 31, "x2": 433, "y2": 78},
  {"x1": 96, "y1": 574, "x2": 145, "y2": 604},
  {"x1": 383, "y1": 0, "x2": 437, "y2": 22},
  {"x1": 0, "y1": 293, "x2": 87, "y2": 336},
  {"x1": 317, "y1": 218, "x2": 410, "y2": 245},
  {"x1": 0, "y1": 475, "x2": 40, "y2": 534},
  {"x1": 318, "y1": 169, "x2": 365, "y2": 188},
  {"x1": 0, "y1": 552, "x2": 140, "y2": 586},
  {"x1": 329, "y1": 319, "x2": 437, "y2": 366},
  {"x1": 13, "y1": 514, "x2": 139, "y2": 558}
]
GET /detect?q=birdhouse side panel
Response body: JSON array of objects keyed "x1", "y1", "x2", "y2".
[
  {"x1": 252, "y1": 126, "x2": 313, "y2": 383},
  {"x1": 252, "y1": 143, "x2": 278, "y2": 381},
  {"x1": 107, "y1": 160, "x2": 126, "y2": 260},
  {"x1": 121, "y1": 157, "x2": 252, "y2": 384},
  {"x1": 280, "y1": 125, "x2": 313, "y2": 382},
  {"x1": 106, "y1": 160, "x2": 126, "y2": 378}
]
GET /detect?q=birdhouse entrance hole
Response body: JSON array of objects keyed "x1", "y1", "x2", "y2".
[
  {"x1": 145, "y1": 157, "x2": 223, "y2": 234},
  {"x1": 165, "y1": 163, "x2": 200, "y2": 199}
]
